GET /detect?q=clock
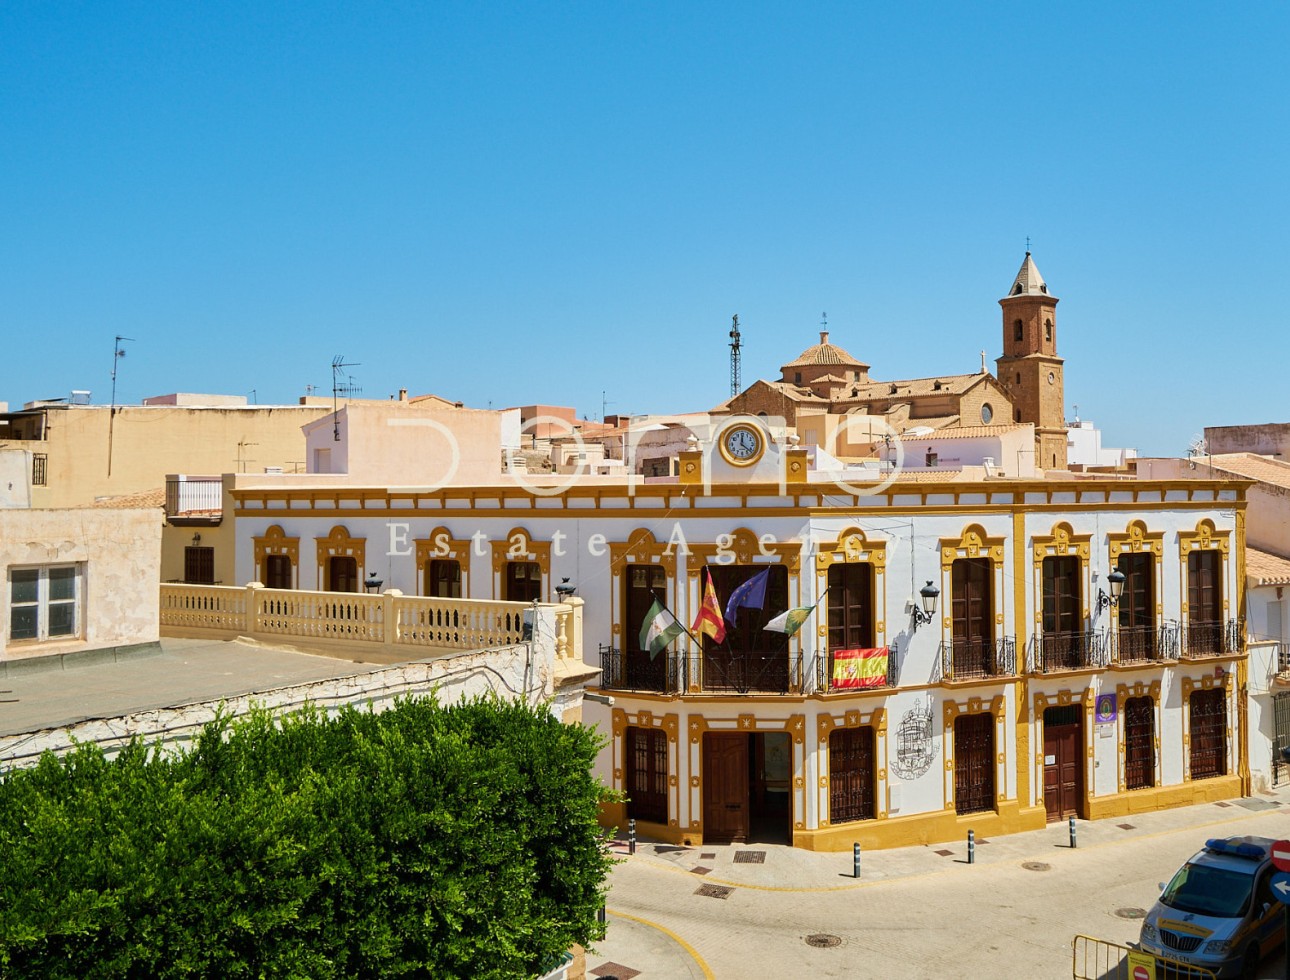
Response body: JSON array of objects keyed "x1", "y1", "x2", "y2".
[
  {"x1": 719, "y1": 423, "x2": 765, "y2": 466},
  {"x1": 1047, "y1": 371, "x2": 1056, "y2": 386}
]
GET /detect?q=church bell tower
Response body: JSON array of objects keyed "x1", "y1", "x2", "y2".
[{"x1": 995, "y1": 252, "x2": 1067, "y2": 470}]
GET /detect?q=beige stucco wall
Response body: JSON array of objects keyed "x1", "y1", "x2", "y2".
[
  {"x1": 301, "y1": 403, "x2": 508, "y2": 486},
  {"x1": 2, "y1": 507, "x2": 161, "y2": 660},
  {"x1": 12, "y1": 404, "x2": 331, "y2": 508}
]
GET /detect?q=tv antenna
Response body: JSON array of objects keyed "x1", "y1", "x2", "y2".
[
  {"x1": 729, "y1": 314, "x2": 742, "y2": 397},
  {"x1": 107, "y1": 335, "x2": 134, "y2": 476},
  {"x1": 331, "y1": 355, "x2": 361, "y2": 441}
]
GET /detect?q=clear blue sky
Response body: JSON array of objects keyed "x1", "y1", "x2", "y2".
[{"x1": 3, "y1": 3, "x2": 1286, "y2": 456}]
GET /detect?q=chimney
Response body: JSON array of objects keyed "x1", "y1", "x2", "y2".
[
  {"x1": 399, "y1": 388, "x2": 408, "y2": 402},
  {"x1": 820, "y1": 330, "x2": 829, "y2": 344}
]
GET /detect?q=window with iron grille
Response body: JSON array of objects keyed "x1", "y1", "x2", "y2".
[
  {"x1": 183, "y1": 546, "x2": 215, "y2": 585},
  {"x1": 1273, "y1": 693, "x2": 1290, "y2": 787},
  {"x1": 264, "y1": 554, "x2": 293, "y2": 590},
  {"x1": 504, "y1": 560, "x2": 542, "y2": 602},
  {"x1": 1124, "y1": 695, "x2": 1155, "y2": 790},
  {"x1": 426, "y1": 559, "x2": 462, "y2": 598},
  {"x1": 954, "y1": 712, "x2": 995, "y2": 815},
  {"x1": 829, "y1": 726, "x2": 875, "y2": 824},
  {"x1": 625, "y1": 726, "x2": 668, "y2": 824},
  {"x1": 32, "y1": 453, "x2": 47, "y2": 486},
  {"x1": 1188, "y1": 688, "x2": 1227, "y2": 780}
]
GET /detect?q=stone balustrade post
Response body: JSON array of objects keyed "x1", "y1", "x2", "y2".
[
  {"x1": 561, "y1": 596, "x2": 585, "y2": 662},
  {"x1": 382, "y1": 589, "x2": 403, "y2": 653},
  {"x1": 245, "y1": 581, "x2": 265, "y2": 635}
]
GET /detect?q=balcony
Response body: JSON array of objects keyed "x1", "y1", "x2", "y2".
[
  {"x1": 811, "y1": 649, "x2": 896, "y2": 693},
  {"x1": 681, "y1": 651, "x2": 804, "y2": 695},
  {"x1": 165, "y1": 475, "x2": 223, "y2": 522},
  {"x1": 938, "y1": 637, "x2": 1017, "y2": 682},
  {"x1": 1110, "y1": 623, "x2": 1179, "y2": 665},
  {"x1": 1179, "y1": 619, "x2": 1244, "y2": 659},
  {"x1": 1030, "y1": 629, "x2": 1109, "y2": 673},
  {"x1": 597, "y1": 645, "x2": 685, "y2": 695}
]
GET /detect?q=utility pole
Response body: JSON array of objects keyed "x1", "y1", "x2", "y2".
[
  {"x1": 729, "y1": 315, "x2": 742, "y2": 397},
  {"x1": 107, "y1": 335, "x2": 134, "y2": 477}
]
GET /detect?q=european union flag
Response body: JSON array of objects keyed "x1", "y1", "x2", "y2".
[{"x1": 723, "y1": 567, "x2": 770, "y2": 623}]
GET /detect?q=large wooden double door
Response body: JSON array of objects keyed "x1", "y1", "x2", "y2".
[
  {"x1": 1043, "y1": 705, "x2": 1084, "y2": 821},
  {"x1": 702, "y1": 732, "x2": 791, "y2": 844}
]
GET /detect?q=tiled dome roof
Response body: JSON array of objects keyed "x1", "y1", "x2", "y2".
[{"x1": 782, "y1": 331, "x2": 867, "y2": 369}]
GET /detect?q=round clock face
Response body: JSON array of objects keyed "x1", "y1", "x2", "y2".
[
  {"x1": 722, "y1": 424, "x2": 763, "y2": 465},
  {"x1": 1047, "y1": 371, "x2": 1056, "y2": 386}
]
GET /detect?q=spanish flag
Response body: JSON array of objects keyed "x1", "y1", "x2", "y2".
[
  {"x1": 832, "y1": 647, "x2": 890, "y2": 689},
  {"x1": 692, "y1": 568, "x2": 727, "y2": 643}
]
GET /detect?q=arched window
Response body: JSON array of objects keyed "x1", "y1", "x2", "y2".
[
  {"x1": 1014, "y1": 319, "x2": 1023, "y2": 341},
  {"x1": 1045, "y1": 319, "x2": 1053, "y2": 342},
  {"x1": 1013, "y1": 283, "x2": 1023, "y2": 295}
]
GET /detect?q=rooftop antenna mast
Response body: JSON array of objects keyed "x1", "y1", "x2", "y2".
[
  {"x1": 331, "y1": 355, "x2": 361, "y2": 441},
  {"x1": 729, "y1": 314, "x2": 742, "y2": 397},
  {"x1": 107, "y1": 335, "x2": 134, "y2": 476}
]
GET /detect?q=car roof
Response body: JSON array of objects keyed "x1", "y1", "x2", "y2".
[{"x1": 1189, "y1": 836, "x2": 1276, "y2": 875}]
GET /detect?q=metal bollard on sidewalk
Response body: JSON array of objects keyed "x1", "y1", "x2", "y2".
[
  {"x1": 967, "y1": 828, "x2": 976, "y2": 864},
  {"x1": 1069, "y1": 815, "x2": 1077, "y2": 849},
  {"x1": 853, "y1": 842, "x2": 861, "y2": 879},
  {"x1": 628, "y1": 818, "x2": 636, "y2": 855}
]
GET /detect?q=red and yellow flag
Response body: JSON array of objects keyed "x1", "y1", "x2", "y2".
[{"x1": 692, "y1": 568, "x2": 727, "y2": 643}]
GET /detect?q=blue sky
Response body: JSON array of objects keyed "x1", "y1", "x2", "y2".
[{"x1": 3, "y1": 3, "x2": 1286, "y2": 456}]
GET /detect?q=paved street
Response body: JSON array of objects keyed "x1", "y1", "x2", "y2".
[{"x1": 592, "y1": 791, "x2": 1290, "y2": 979}]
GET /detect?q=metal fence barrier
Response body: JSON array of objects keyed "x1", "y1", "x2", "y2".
[{"x1": 1071, "y1": 935, "x2": 1217, "y2": 980}]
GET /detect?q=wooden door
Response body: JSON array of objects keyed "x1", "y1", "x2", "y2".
[
  {"x1": 1043, "y1": 706, "x2": 1083, "y2": 821},
  {"x1": 1189, "y1": 688, "x2": 1226, "y2": 779},
  {"x1": 1124, "y1": 696, "x2": 1155, "y2": 790},
  {"x1": 328, "y1": 556, "x2": 358, "y2": 593},
  {"x1": 1187, "y1": 551, "x2": 1223, "y2": 652},
  {"x1": 1117, "y1": 553, "x2": 1154, "y2": 660},
  {"x1": 703, "y1": 733, "x2": 749, "y2": 843},
  {"x1": 954, "y1": 713, "x2": 995, "y2": 815},
  {"x1": 1042, "y1": 556, "x2": 1082, "y2": 669},
  {"x1": 951, "y1": 558, "x2": 992, "y2": 677}
]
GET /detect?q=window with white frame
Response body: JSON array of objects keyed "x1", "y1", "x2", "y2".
[{"x1": 9, "y1": 565, "x2": 81, "y2": 642}]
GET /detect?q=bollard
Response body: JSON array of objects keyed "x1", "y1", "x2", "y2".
[
  {"x1": 1069, "y1": 815, "x2": 1077, "y2": 849},
  {"x1": 853, "y1": 842, "x2": 861, "y2": 879},
  {"x1": 629, "y1": 818, "x2": 636, "y2": 855},
  {"x1": 967, "y1": 828, "x2": 976, "y2": 864},
  {"x1": 597, "y1": 904, "x2": 607, "y2": 927}
]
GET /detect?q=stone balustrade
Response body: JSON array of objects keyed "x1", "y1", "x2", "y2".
[{"x1": 160, "y1": 584, "x2": 585, "y2": 663}]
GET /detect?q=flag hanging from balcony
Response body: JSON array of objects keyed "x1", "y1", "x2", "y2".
[
  {"x1": 763, "y1": 603, "x2": 816, "y2": 637},
  {"x1": 692, "y1": 568, "x2": 727, "y2": 644},
  {"x1": 639, "y1": 598, "x2": 684, "y2": 660},
  {"x1": 723, "y1": 567, "x2": 770, "y2": 623},
  {"x1": 832, "y1": 647, "x2": 889, "y2": 688}
]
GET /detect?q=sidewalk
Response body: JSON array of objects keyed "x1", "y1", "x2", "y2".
[{"x1": 589, "y1": 785, "x2": 1290, "y2": 978}]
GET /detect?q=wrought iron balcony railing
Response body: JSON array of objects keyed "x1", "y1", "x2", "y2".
[
  {"x1": 1179, "y1": 619, "x2": 1244, "y2": 659},
  {"x1": 1110, "y1": 623, "x2": 1179, "y2": 665},
  {"x1": 1030, "y1": 629, "x2": 1109, "y2": 673},
  {"x1": 811, "y1": 649, "x2": 896, "y2": 694},
  {"x1": 680, "y1": 651, "x2": 804, "y2": 695},
  {"x1": 597, "y1": 645, "x2": 685, "y2": 694},
  {"x1": 938, "y1": 637, "x2": 1017, "y2": 682}
]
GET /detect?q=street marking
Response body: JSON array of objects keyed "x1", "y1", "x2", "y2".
[{"x1": 605, "y1": 909, "x2": 715, "y2": 979}]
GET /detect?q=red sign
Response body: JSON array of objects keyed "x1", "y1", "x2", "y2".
[
  {"x1": 1271, "y1": 839, "x2": 1290, "y2": 873},
  {"x1": 1132, "y1": 966, "x2": 1149, "y2": 980}
]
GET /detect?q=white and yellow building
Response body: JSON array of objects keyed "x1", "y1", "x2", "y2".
[{"x1": 220, "y1": 430, "x2": 1249, "y2": 850}]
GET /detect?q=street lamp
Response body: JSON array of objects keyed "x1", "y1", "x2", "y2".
[
  {"x1": 911, "y1": 581, "x2": 940, "y2": 630},
  {"x1": 364, "y1": 572, "x2": 384, "y2": 594},
  {"x1": 1097, "y1": 568, "x2": 1126, "y2": 612}
]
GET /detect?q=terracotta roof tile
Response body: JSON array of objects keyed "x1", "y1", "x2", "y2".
[
  {"x1": 92, "y1": 488, "x2": 166, "y2": 509},
  {"x1": 1248, "y1": 548, "x2": 1290, "y2": 586}
]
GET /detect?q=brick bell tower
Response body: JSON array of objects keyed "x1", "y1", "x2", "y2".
[{"x1": 995, "y1": 252, "x2": 1068, "y2": 470}]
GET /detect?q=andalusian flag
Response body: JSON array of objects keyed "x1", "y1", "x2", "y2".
[
  {"x1": 692, "y1": 568, "x2": 727, "y2": 643},
  {"x1": 764, "y1": 604, "x2": 815, "y2": 637},
  {"x1": 639, "y1": 598, "x2": 684, "y2": 660}
]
